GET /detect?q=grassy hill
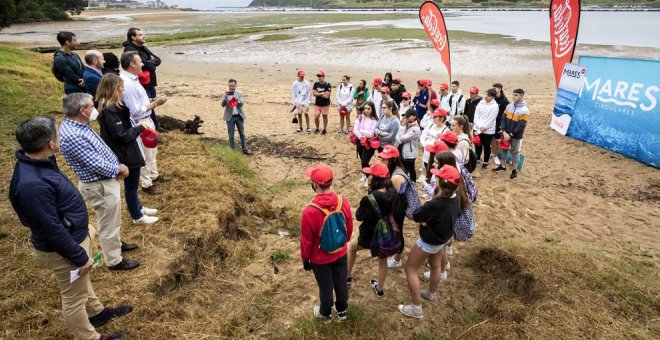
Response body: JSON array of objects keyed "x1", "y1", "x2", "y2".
[{"x1": 248, "y1": 0, "x2": 660, "y2": 8}]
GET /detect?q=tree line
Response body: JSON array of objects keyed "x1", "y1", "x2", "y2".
[{"x1": 1, "y1": 0, "x2": 87, "y2": 28}]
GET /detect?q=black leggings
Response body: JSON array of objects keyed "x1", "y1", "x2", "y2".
[
  {"x1": 476, "y1": 133, "x2": 494, "y2": 163},
  {"x1": 357, "y1": 143, "x2": 375, "y2": 169},
  {"x1": 402, "y1": 158, "x2": 417, "y2": 183},
  {"x1": 312, "y1": 255, "x2": 349, "y2": 317}
]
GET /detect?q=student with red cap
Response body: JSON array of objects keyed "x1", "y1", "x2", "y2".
[
  {"x1": 438, "y1": 82, "x2": 451, "y2": 112},
  {"x1": 399, "y1": 91, "x2": 412, "y2": 113},
  {"x1": 421, "y1": 140, "x2": 450, "y2": 199},
  {"x1": 336, "y1": 75, "x2": 354, "y2": 134},
  {"x1": 300, "y1": 164, "x2": 354, "y2": 321},
  {"x1": 347, "y1": 162, "x2": 398, "y2": 297},
  {"x1": 291, "y1": 69, "x2": 312, "y2": 133},
  {"x1": 463, "y1": 86, "x2": 482, "y2": 123},
  {"x1": 420, "y1": 109, "x2": 450, "y2": 181},
  {"x1": 413, "y1": 79, "x2": 430, "y2": 118},
  {"x1": 399, "y1": 164, "x2": 462, "y2": 319},
  {"x1": 370, "y1": 78, "x2": 384, "y2": 118},
  {"x1": 380, "y1": 86, "x2": 398, "y2": 116},
  {"x1": 312, "y1": 71, "x2": 332, "y2": 134}
]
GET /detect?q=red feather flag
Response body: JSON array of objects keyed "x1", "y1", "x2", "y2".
[
  {"x1": 550, "y1": 0, "x2": 581, "y2": 88},
  {"x1": 419, "y1": 1, "x2": 451, "y2": 80}
]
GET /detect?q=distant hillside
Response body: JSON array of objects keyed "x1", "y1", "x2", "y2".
[{"x1": 248, "y1": 0, "x2": 660, "y2": 8}]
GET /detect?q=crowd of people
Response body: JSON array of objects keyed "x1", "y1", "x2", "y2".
[
  {"x1": 7, "y1": 29, "x2": 530, "y2": 339},
  {"x1": 297, "y1": 71, "x2": 529, "y2": 320}
]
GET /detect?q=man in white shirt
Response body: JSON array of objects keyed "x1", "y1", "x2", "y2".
[
  {"x1": 119, "y1": 51, "x2": 168, "y2": 195},
  {"x1": 291, "y1": 70, "x2": 312, "y2": 133},
  {"x1": 448, "y1": 80, "x2": 465, "y2": 121}
]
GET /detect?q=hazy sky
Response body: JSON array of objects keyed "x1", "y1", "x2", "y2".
[{"x1": 164, "y1": 0, "x2": 253, "y2": 9}]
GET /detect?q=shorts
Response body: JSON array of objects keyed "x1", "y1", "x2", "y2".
[
  {"x1": 416, "y1": 237, "x2": 445, "y2": 255},
  {"x1": 314, "y1": 105, "x2": 330, "y2": 116},
  {"x1": 293, "y1": 104, "x2": 309, "y2": 115}
]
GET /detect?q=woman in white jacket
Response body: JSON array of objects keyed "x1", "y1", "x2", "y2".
[
  {"x1": 473, "y1": 88, "x2": 499, "y2": 170},
  {"x1": 336, "y1": 75, "x2": 354, "y2": 134},
  {"x1": 419, "y1": 108, "x2": 450, "y2": 182}
]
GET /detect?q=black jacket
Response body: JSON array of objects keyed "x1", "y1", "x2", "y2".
[
  {"x1": 355, "y1": 188, "x2": 399, "y2": 253},
  {"x1": 390, "y1": 84, "x2": 407, "y2": 106},
  {"x1": 122, "y1": 40, "x2": 161, "y2": 87},
  {"x1": 9, "y1": 151, "x2": 90, "y2": 266},
  {"x1": 463, "y1": 96, "x2": 482, "y2": 123},
  {"x1": 99, "y1": 104, "x2": 146, "y2": 169},
  {"x1": 494, "y1": 93, "x2": 510, "y2": 129},
  {"x1": 413, "y1": 195, "x2": 460, "y2": 246},
  {"x1": 53, "y1": 50, "x2": 85, "y2": 91}
]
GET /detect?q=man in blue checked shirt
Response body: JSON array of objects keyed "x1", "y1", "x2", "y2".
[{"x1": 60, "y1": 93, "x2": 140, "y2": 271}]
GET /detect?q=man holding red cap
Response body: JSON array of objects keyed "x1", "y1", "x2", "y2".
[
  {"x1": 301, "y1": 164, "x2": 353, "y2": 321},
  {"x1": 413, "y1": 80, "x2": 430, "y2": 118},
  {"x1": 222, "y1": 79, "x2": 251, "y2": 155},
  {"x1": 312, "y1": 71, "x2": 332, "y2": 134},
  {"x1": 463, "y1": 86, "x2": 482, "y2": 123},
  {"x1": 291, "y1": 70, "x2": 312, "y2": 133},
  {"x1": 370, "y1": 78, "x2": 384, "y2": 118}
]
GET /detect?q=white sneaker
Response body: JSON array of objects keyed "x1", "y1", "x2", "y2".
[
  {"x1": 132, "y1": 215, "x2": 159, "y2": 224},
  {"x1": 141, "y1": 207, "x2": 158, "y2": 215},
  {"x1": 420, "y1": 289, "x2": 438, "y2": 303},
  {"x1": 446, "y1": 245, "x2": 453, "y2": 255},
  {"x1": 313, "y1": 306, "x2": 332, "y2": 323},
  {"x1": 359, "y1": 174, "x2": 367, "y2": 183},
  {"x1": 446, "y1": 261, "x2": 451, "y2": 270},
  {"x1": 423, "y1": 270, "x2": 448, "y2": 281},
  {"x1": 493, "y1": 155, "x2": 501, "y2": 165},
  {"x1": 387, "y1": 257, "x2": 402, "y2": 269},
  {"x1": 398, "y1": 304, "x2": 423, "y2": 319}
]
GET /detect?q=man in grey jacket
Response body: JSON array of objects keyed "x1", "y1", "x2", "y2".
[{"x1": 221, "y1": 79, "x2": 251, "y2": 155}]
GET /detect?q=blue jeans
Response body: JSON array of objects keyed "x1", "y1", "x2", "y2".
[
  {"x1": 227, "y1": 115, "x2": 248, "y2": 152},
  {"x1": 124, "y1": 167, "x2": 143, "y2": 220}
]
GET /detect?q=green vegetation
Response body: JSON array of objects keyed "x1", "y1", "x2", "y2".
[
  {"x1": 267, "y1": 178, "x2": 307, "y2": 195},
  {"x1": 330, "y1": 27, "x2": 510, "y2": 41},
  {"x1": 256, "y1": 33, "x2": 294, "y2": 42},
  {"x1": 248, "y1": 0, "x2": 660, "y2": 8},
  {"x1": 269, "y1": 249, "x2": 291, "y2": 264},
  {"x1": 293, "y1": 304, "x2": 387, "y2": 338},
  {"x1": 149, "y1": 26, "x2": 294, "y2": 44},
  {"x1": 202, "y1": 139, "x2": 256, "y2": 179},
  {"x1": 0, "y1": 0, "x2": 85, "y2": 28}
]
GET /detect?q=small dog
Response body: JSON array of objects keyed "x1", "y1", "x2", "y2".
[{"x1": 181, "y1": 115, "x2": 204, "y2": 135}]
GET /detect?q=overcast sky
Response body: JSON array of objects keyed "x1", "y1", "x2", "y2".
[{"x1": 164, "y1": 0, "x2": 253, "y2": 9}]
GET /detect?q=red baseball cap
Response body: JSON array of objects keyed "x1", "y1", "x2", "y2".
[
  {"x1": 362, "y1": 162, "x2": 389, "y2": 179},
  {"x1": 140, "y1": 128, "x2": 159, "y2": 149},
  {"x1": 304, "y1": 164, "x2": 333, "y2": 186},
  {"x1": 425, "y1": 140, "x2": 449, "y2": 154},
  {"x1": 379, "y1": 145, "x2": 400, "y2": 159},
  {"x1": 401, "y1": 91, "x2": 411, "y2": 99},
  {"x1": 228, "y1": 97, "x2": 239, "y2": 108},
  {"x1": 373, "y1": 78, "x2": 383, "y2": 86},
  {"x1": 431, "y1": 164, "x2": 461, "y2": 186},
  {"x1": 439, "y1": 83, "x2": 449, "y2": 90},
  {"x1": 297, "y1": 70, "x2": 305, "y2": 77},
  {"x1": 439, "y1": 131, "x2": 458, "y2": 144},
  {"x1": 417, "y1": 79, "x2": 428, "y2": 87},
  {"x1": 316, "y1": 70, "x2": 326, "y2": 77},
  {"x1": 430, "y1": 99, "x2": 440, "y2": 108},
  {"x1": 427, "y1": 79, "x2": 433, "y2": 86},
  {"x1": 432, "y1": 108, "x2": 448, "y2": 117},
  {"x1": 473, "y1": 135, "x2": 481, "y2": 146},
  {"x1": 469, "y1": 86, "x2": 479, "y2": 94},
  {"x1": 380, "y1": 86, "x2": 390, "y2": 94}
]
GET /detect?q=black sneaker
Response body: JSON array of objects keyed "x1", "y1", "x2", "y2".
[
  {"x1": 89, "y1": 305, "x2": 134, "y2": 327},
  {"x1": 336, "y1": 309, "x2": 347, "y2": 321},
  {"x1": 370, "y1": 279, "x2": 384, "y2": 298},
  {"x1": 314, "y1": 128, "x2": 320, "y2": 134},
  {"x1": 481, "y1": 163, "x2": 488, "y2": 170},
  {"x1": 510, "y1": 170, "x2": 518, "y2": 180},
  {"x1": 321, "y1": 129, "x2": 327, "y2": 135},
  {"x1": 347, "y1": 277, "x2": 352, "y2": 289},
  {"x1": 493, "y1": 165, "x2": 506, "y2": 173}
]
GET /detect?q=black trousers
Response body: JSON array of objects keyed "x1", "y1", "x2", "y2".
[
  {"x1": 402, "y1": 158, "x2": 417, "y2": 182},
  {"x1": 476, "y1": 133, "x2": 495, "y2": 163},
  {"x1": 144, "y1": 86, "x2": 161, "y2": 130},
  {"x1": 356, "y1": 143, "x2": 375, "y2": 169},
  {"x1": 312, "y1": 255, "x2": 349, "y2": 317}
]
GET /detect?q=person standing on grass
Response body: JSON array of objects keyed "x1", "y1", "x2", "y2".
[
  {"x1": 463, "y1": 86, "x2": 482, "y2": 123},
  {"x1": 396, "y1": 108, "x2": 421, "y2": 183},
  {"x1": 374, "y1": 100, "x2": 400, "y2": 149},
  {"x1": 353, "y1": 101, "x2": 378, "y2": 184},
  {"x1": 448, "y1": 80, "x2": 465, "y2": 121},
  {"x1": 495, "y1": 88, "x2": 528, "y2": 180},
  {"x1": 347, "y1": 162, "x2": 398, "y2": 298},
  {"x1": 336, "y1": 75, "x2": 354, "y2": 134},
  {"x1": 59, "y1": 92, "x2": 140, "y2": 271},
  {"x1": 301, "y1": 164, "x2": 354, "y2": 322},
  {"x1": 83, "y1": 50, "x2": 105, "y2": 100},
  {"x1": 9, "y1": 117, "x2": 132, "y2": 340},
  {"x1": 221, "y1": 79, "x2": 251, "y2": 155},
  {"x1": 97, "y1": 73, "x2": 160, "y2": 226},
  {"x1": 398, "y1": 164, "x2": 461, "y2": 319},
  {"x1": 353, "y1": 79, "x2": 370, "y2": 116},
  {"x1": 53, "y1": 31, "x2": 85, "y2": 94},
  {"x1": 370, "y1": 78, "x2": 384, "y2": 118},
  {"x1": 312, "y1": 71, "x2": 332, "y2": 134},
  {"x1": 120, "y1": 51, "x2": 169, "y2": 195},
  {"x1": 473, "y1": 88, "x2": 499, "y2": 170},
  {"x1": 291, "y1": 69, "x2": 312, "y2": 133},
  {"x1": 491, "y1": 83, "x2": 510, "y2": 166},
  {"x1": 123, "y1": 27, "x2": 164, "y2": 132}
]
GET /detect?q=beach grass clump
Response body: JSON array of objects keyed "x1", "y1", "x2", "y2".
[
  {"x1": 293, "y1": 303, "x2": 386, "y2": 338},
  {"x1": 202, "y1": 138, "x2": 256, "y2": 179},
  {"x1": 149, "y1": 26, "x2": 294, "y2": 44},
  {"x1": 330, "y1": 27, "x2": 513, "y2": 42},
  {"x1": 257, "y1": 34, "x2": 294, "y2": 42},
  {"x1": 269, "y1": 249, "x2": 291, "y2": 264}
]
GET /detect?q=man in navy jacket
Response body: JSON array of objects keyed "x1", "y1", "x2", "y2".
[
  {"x1": 83, "y1": 50, "x2": 105, "y2": 100},
  {"x1": 9, "y1": 117, "x2": 131, "y2": 340}
]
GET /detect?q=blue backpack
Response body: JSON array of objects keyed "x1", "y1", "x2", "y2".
[{"x1": 309, "y1": 196, "x2": 347, "y2": 254}]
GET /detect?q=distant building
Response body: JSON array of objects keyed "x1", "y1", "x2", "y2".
[{"x1": 87, "y1": 0, "x2": 170, "y2": 10}]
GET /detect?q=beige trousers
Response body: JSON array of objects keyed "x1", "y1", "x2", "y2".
[
  {"x1": 34, "y1": 235, "x2": 104, "y2": 340},
  {"x1": 79, "y1": 179, "x2": 122, "y2": 267},
  {"x1": 138, "y1": 116, "x2": 159, "y2": 188}
]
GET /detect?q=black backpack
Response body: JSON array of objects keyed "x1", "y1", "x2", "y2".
[{"x1": 459, "y1": 137, "x2": 477, "y2": 173}]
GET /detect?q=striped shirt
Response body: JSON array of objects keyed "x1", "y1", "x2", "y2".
[{"x1": 59, "y1": 118, "x2": 120, "y2": 183}]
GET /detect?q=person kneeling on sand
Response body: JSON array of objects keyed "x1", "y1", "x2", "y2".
[
  {"x1": 399, "y1": 164, "x2": 462, "y2": 319},
  {"x1": 301, "y1": 164, "x2": 354, "y2": 322}
]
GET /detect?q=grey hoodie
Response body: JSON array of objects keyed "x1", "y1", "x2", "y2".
[{"x1": 374, "y1": 115, "x2": 400, "y2": 146}]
